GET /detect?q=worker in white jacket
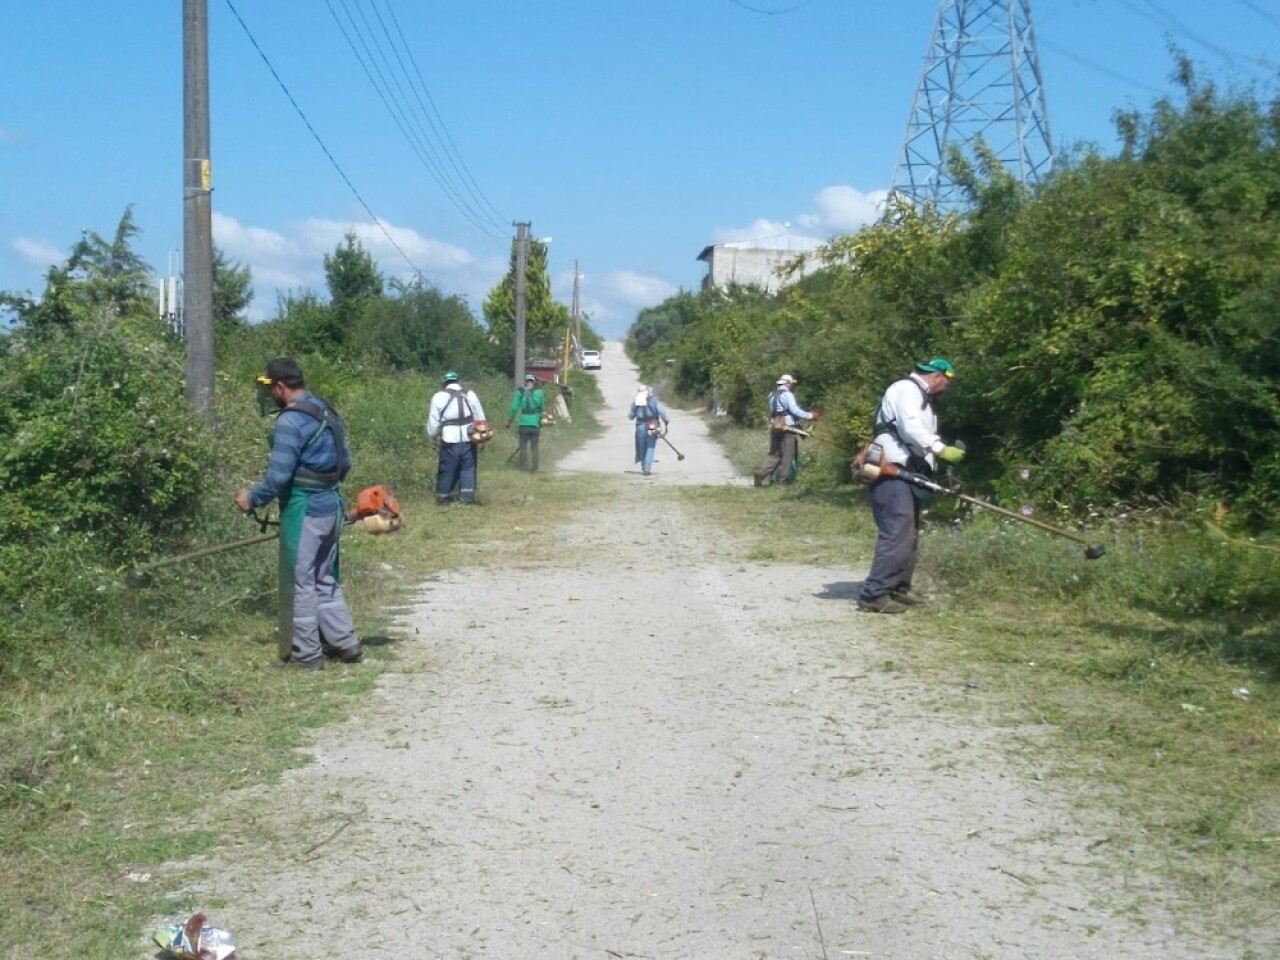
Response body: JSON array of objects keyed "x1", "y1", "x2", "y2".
[
  {"x1": 857, "y1": 357, "x2": 964, "y2": 614},
  {"x1": 427, "y1": 370, "x2": 487, "y2": 505}
]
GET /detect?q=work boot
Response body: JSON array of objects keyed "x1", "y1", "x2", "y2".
[
  {"x1": 285, "y1": 657, "x2": 325, "y2": 670},
  {"x1": 890, "y1": 589, "x2": 925, "y2": 606},
  {"x1": 752, "y1": 472, "x2": 765, "y2": 487},
  {"x1": 856, "y1": 595, "x2": 908, "y2": 614},
  {"x1": 337, "y1": 646, "x2": 363, "y2": 664}
]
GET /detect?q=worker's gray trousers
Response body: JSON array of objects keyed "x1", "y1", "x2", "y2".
[
  {"x1": 287, "y1": 514, "x2": 359, "y2": 664},
  {"x1": 859, "y1": 477, "x2": 922, "y2": 602}
]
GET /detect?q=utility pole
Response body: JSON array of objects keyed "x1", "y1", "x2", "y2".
[
  {"x1": 183, "y1": 0, "x2": 215, "y2": 421},
  {"x1": 513, "y1": 221, "x2": 530, "y2": 384},
  {"x1": 571, "y1": 259, "x2": 581, "y2": 354}
]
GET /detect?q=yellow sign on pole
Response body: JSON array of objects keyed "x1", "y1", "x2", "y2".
[{"x1": 200, "y1": 159, "x2": 211, "y2": 191}]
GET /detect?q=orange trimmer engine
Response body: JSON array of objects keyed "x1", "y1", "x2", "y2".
[{"x1": 346, "y1": 484, "x2": 403, "y2": 534}]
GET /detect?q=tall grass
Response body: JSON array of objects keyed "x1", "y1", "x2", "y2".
[{"x1": 0, "y1": 366, "x2": 607, "y2": 958}]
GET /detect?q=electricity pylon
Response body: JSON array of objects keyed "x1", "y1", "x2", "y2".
[{"x1": 892, "y1": 0, "x2": 1053, "y2": 211}]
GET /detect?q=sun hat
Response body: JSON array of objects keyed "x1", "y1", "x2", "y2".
[
  {"x1": 776, "y1": 373, "x2": 796, "y2": 385},
  {"x1": 915, "y1": 357, "x2": 956, "y2": 378}
]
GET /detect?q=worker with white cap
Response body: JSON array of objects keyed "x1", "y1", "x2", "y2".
[
  {"x1": 752, "y1": 373, "x2": 819, "y2": 486},
  {"x1": 627, "y1": 384, "x2": 669, "y2": 477}
]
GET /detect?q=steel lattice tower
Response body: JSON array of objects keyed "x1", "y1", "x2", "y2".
[{"x1": 892, "y1": 0, "x2": 1053, "y2": 211}]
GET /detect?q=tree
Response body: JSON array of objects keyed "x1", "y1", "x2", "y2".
[
  {"x1": 351, "y1": 279, "x2": 495, "y2": 374},
  {"x1": 323, "y1": 232, "x2": 383, "y2": 347},
  {"x1": 5, "y1": 207, "x2": 154, "y2": 331},
  {"x1": 482, "y1": 239, "x2": 570, "y2": 357},
  {"x1": 212, "y1": 247, "x2": 253, "y2": 336}
]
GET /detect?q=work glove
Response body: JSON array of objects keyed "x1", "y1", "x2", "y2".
[
  {"x1": 810, "y1": 410, "x2": 822, "y2": 422},
  {"x1": 937, "y1": 444, "x2": 965, "y2": 464}
]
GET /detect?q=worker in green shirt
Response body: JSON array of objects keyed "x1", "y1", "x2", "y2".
[{"x1": 506, "y1": 373, "x2": 546, "y2": 472}]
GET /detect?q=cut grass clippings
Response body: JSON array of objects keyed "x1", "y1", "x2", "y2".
[
  {"x1": 0, "y1": 377, "x2": 611, "y2": 959},
  {"x1": 4, "y1": 398, "x2": 1278, "y2": 954},
  {"x1": 680, "y1": 460, "x2": 1280, "y2": 943}
]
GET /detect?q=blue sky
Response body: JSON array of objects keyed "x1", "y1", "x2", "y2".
[{"x1": 2, "y1": 1, "x2": 1277, "y2": 339}]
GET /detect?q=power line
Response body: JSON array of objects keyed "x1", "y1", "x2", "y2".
[
  {"x1": 1227, "y1": 0, "x2": 1280, "y2": 33},
  {"x1": 325, "y1": 0, "x2": 502, "y2": 241},
  {"x1": 326, "y1": 0, "x2": 508, "y2": 245},
  {"x1": 1040, "y1": 39, "x2": 1164, "y2": 97},
  {"x1": 222, "y1": 0, "x2": 428, "y2": 282},
  {"x1": 379, "y1": 1, "x2": 508, "y2": 228},
  {"x1": 726, "y1": 0, "x2": 816, "y2": 14},
  {"x1": 1116, "y1": 0, "x2": 1272, "y2": 78}
]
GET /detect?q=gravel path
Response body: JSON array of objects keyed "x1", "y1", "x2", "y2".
[{"x1": 158, "y1": 342, "x2": 1242, "y2": 959}]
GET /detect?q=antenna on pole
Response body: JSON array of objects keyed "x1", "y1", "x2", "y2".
[{"x1": 892, "y1": 0, "x2": 1053, "y2": 211}]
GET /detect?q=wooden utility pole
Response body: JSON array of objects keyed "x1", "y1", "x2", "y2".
[
  {"x1": 183, "y1": 0, "x2": 215, "y2": 421},
  {"x1": 513, "y1": 221, "x2": 530, "y2": 384}
]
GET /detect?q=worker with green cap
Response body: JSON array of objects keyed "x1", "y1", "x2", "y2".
[
  {"x1": 857, "y1": 357, "x2": 964, "y2": 614},
  {"x1": 235, "y1": 357, "x2": 361, "y2": 667},
  {"x1": 427, "y1": 370, "x2": 487, "y2": 505},
  {"x1": 505, "y1": 373, "x2": 546, "y2": 472}
]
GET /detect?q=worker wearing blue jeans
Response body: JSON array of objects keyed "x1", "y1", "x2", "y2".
[{"x1": 628, "y1": 386, "x2": 669, "y2": 476}]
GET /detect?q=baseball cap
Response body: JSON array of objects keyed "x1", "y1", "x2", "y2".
[
  {"x1": 443, "y1": 370, "x2": 459, "y2": 383},
  {"x1": 915, "y1": 357, "x2": 956, "y2": 378},
  {"x1": 524, "y1": 374, "x2": 536, "y2": 382}
]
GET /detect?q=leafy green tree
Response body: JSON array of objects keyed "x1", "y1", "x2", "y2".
[
  {"x1": 5, "y1": 207, "x2": 154, "y2": 331},
  {"x1": 212, "y1": 246, "x2": 253, "y2": 337},
  {"x1": 483, "y1": 240, "x2": 570, "y2": 357},
  {"x1": 351, "y1": 279, "x2": 496, "y2": 374},
  {"x1": 324, "y1": 232, "x2": 383, "y2": 347}
]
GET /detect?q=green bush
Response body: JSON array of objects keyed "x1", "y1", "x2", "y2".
[{"x1": 0, "y1": 312, "x2": 212, "y2": 558}]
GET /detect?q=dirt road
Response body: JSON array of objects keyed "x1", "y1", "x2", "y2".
[{"x1": 164, "y1": 342, "x2": 1237, "y2": 959}]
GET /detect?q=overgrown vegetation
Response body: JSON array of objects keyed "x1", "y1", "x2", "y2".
[
  {"x1": 0, "y1": 208, "x2": 609, "y2": 955},
  {"x1": 3, "y1": 53, "x2": 1279, "y2": 957},
  {"x1": 632, "y1": 63, "x2": 1280, "y2": 537}
]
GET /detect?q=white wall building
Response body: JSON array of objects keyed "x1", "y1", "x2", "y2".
[{"x1": 696, "y1": 234, "x2": 823, "y2": 295}]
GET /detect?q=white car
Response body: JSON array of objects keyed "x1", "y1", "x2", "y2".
[{"x1": 580, "y1": 349, "x2": 602, "y2": 370}]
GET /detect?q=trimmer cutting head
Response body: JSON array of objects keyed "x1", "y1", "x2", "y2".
[{"x1": 1084, "y1": 544, "x2": 1107, "y2": 560}]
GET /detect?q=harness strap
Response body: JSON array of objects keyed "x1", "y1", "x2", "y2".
[
  {"x1": 285, "y1": 398, "x2": 350, "y2": 488},
  {"x1": 441, "y1": 390, "x2": 475, "y2": 427}
]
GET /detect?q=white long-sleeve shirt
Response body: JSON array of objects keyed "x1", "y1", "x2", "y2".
[
  {"x1": 767, "y1": 386, "x2": 813, "y2": 426},
  {"x1": 871, "y1": 373, "x2": 941, "y2": 470},
  {"x1": 427, "y1": 385, "x2": 486, "y2": 444}
]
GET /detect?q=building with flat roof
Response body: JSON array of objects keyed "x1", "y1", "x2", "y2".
[{"x1": 696, "y1": 234, "x2": 822, "y2": 295}]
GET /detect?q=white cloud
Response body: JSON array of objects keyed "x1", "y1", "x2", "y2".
[
  {"x1": 604, "y1": 270, "x2": 679, "y2": 309},
  {"x1": 796, "y1": 185, "x2": 888, "y2": 233},
  {"x1": 12, "y1": 236, "x2": 65, "y2": 270},
  {"x1": 711, "y1": 218, "x2": 798, "y2": 245},
  {"x1": 711, "y1": 186, "x2": 889, "y2": 256},
  {"x1": 210, "y1": 211, "x2": 506, "y2": 320}
]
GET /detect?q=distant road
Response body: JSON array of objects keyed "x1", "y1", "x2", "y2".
[{"x1": 557, "y1": 340, "x2": 742, "y2": 485}]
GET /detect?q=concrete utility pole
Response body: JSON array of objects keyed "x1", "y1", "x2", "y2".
[
  {"x1": 183, "y1": 0, "x2": 215, "y2": 421},
  {"x1": 513, "y1": 221, "x2": 530, "y2": 383},
  {"x1": 571, "y1": 259, "x2": 581, "y2": 353}
]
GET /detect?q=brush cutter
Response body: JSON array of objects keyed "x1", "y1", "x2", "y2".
[
  {"x1": 124, "y1": 485, "x2": 404, "y2": 587},
  {"x1": 125, "y1": 509, "x2": 280, "y2": 588},
  {"x1": 868, "y1": 459, "x2": 1105, "y2": 559},
  {"x1": 659, "y1": 433, "x2": 686, "y2": 461}
]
